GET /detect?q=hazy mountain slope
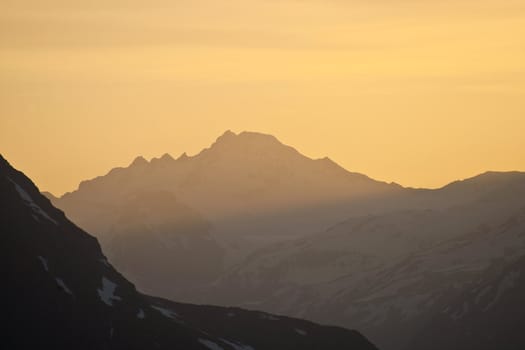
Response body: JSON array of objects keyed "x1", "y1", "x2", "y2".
[
  {"x1": 332, "y1": 207, "x2": 525, "y2": 350},
  {"x1": 0, "y1": 154, "x2": 378, "y2": 350},
  {"x1": 49, "y1": 130, "x2": 403, "y2": 301},
  {"x1": 407, "y1": 247, "x2": 525, "y2": 350},
  {"x1": 203, "y1": 177, "x2": 525, "y2": 349},
  {"x1": 102, "y1": 190, "x2": 224, "y2": 299}
]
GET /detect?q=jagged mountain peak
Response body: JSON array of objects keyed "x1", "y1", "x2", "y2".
[
  {"x1": 56, "y1": 130, "x2": 401, "y2": 220},
  {"x1": 160, "y1": 153, "x2": 174, "y2": 161},
  {"x1": 216, "y1": 129, "x2": 237, "y2": 141},
  {"x1": 125, "y1": 131, "x2": 297, "y2": 170},
  {"x1": 150, "y1": 153, "x2": 175, "y2": 166},
  {"x1": 176, "y1": 152, "x2": 189, "y2": 161},
  {"x1": 192, "y1": 130, "x2": 310, "y2": 169},
  {"x1": 208, "y1": 130, "x2": 285, "y2": 152},
  {"x1": 130, "y1": 155, "x2": 149, "y2": 167}
]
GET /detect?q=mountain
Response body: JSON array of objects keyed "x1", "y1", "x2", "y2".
[
  {"x1": 198, "y1": 172, "x2": 525, "y2": 349},
  {"x1": 49, "y1": 130, "x2": 403, "y2": 300},
  {"x1": 44, "y1": 130, "x2": 525, "y2": 349},
  {"x1": 55, "y1": 130, "x2": 400, "y2": 239},
  {"x1": 0, "y1": 154, "x2": 378, "y2": 350}
]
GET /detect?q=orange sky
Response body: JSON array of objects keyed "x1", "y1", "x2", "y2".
[{"x1": 1, "y1": 0, "x2": 524, "y2": 195}]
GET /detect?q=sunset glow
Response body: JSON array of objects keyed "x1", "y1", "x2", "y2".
[{"x1": 1, "y1": 0, "x2": 524, "y2": 194}]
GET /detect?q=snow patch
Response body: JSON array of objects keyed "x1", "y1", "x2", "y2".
[
  {"x1": 295, "y1": 328, "x2": 307, "y2": 336},
  {"x1": 99, "y1": 258, "x2": 110, "y2": 267},
  {"x1": 97, "y1": 277, "x2": 122, "y2": 306},
  {"x1": 260, "y1": 313, "x2": 279, "y2": 321},
  {"x1": 9, "y1": 178, "x2": 58, "y2": 225},
  {"x1": 137, "y1": 308, "x2": 145, "y2": 319},
  {"x1": 37, "y1": 256, "x2": 49, "y2": 272},
  {"x1": 451, "y1": 302, "x2": 469, "y2": 321},
  {"x1": 220, "y1": 338, "x2": 254, "y2": 350},
  {"x1": 151, "y1": 306, "x2": 179, "y2": 320},
  {"x1": 198, "y1": 339, "x2": 224, "y2": 350},
  {"x1": 55, "y1": 278, "x2": 73, "y2": 295},
  {"x1": 484, "y1": 270, "x2": 520, "y2": 311},
  {"x1": 475, "y1": 285, "x2": 492, "y2": 304}
]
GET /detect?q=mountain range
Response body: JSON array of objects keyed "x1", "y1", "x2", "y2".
[
  {"x1": 1, "y1": 154, "x2": 378, "y2": 349},
  {"x1": 48, "y1": 131, "x2": 403, "y2": 297},
  {"x1": 43, "y1": 130, "x2": 525, "y2": 349}
]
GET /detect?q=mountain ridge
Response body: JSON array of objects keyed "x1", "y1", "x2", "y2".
[
  {"x1": 55, "y1": 131, "x2": 524, "y2": 198},
  {"x1": 59, "y1": 130, "x2": 397, "y2": 198}
]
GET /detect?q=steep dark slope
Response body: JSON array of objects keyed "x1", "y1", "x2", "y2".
[{"x1": 0, "y1": 154, "x2": 378, "y2": 350}]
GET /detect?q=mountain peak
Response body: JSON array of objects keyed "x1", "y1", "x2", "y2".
[
  {"x1": 176, "y1": 152, "x2": 189, "y2": 161},
  {"x1": 0, "y1": 154, "x2": 11, "y2": 171},
  {"x1": 194, "y1": 130, "x2": 319, "y2": 167},
  {"x1": 214, "y1": 129, "x2": 237, "y2": 144},
  {"x1": 160, "y1": 153, "x2": 174, "y2": 161},
  {"x1": 130, "y1": 155, "x2": 148, "y2": 167},
  {"x1": 210, "y1": 130, "x2": 283, "y2": 150},
  {"x1": 150, "y1": 153, "x2": 175, "y2": 166},
  {"x1": 238, "y1": 131, "x2": 280, "y2": 142}
]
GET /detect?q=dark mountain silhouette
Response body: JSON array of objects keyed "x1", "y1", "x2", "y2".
[{"x1": 0, "y1": 154, "x2": 378, "y2": 350}]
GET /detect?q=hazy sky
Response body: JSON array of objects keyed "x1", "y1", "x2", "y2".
[{"x1": 1, "y1": 0, "x2": 524, "y2": 195}]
